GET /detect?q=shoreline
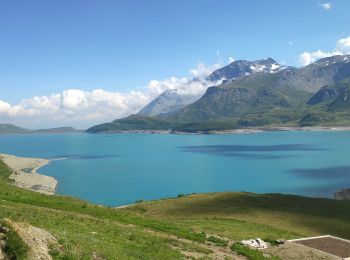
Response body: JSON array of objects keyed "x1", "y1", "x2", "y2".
[
  {"x1": 0, "y1": 153, "x2": 57, "y2": 195},
  {"x1": 93, "y1": 126, "x2": 350, "y2": 135},
  {"x1": 208, "y1": 126, "x2": 350, "y2": 134}
]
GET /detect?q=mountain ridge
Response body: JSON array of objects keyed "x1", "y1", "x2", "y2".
[
  {"x1": 208, "y1": 57, "x2": 288, "y2": 82},
  {"x1": 139, "y1": 58, "x2": 290, "y2": 117},
  {"x1": 87, "y1": 55, "x2": 350, "y2": 133}
]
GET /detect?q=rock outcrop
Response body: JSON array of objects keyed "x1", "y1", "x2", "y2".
[
  {"x1": 0, "y1": 226, "x2": 9, "y2": 260},
  {"x1": 334, "y1": 188, "x2": 350, "y2": 200},
  {"x1": 241, "y1": 238, "x2": 269, "y2": 249},
  {"x1": 3, "y1": 219, "x2": 58, "y2": 260}
]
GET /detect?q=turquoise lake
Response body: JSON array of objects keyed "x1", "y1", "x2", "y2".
[{"x1": 0, "y1": 131, "x2": 349, "y2": 206}]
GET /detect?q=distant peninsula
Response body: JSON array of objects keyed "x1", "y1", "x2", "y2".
[{"x1": 0, "y1": 124, "x2": 81, "y2": 135}]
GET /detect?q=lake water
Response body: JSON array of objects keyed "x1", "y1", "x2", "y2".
[{"x1": 0, "y1": 131, "x2": 349, "y2": 206}]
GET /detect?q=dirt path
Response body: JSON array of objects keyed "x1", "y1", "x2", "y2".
[{"x1": 267, "y1": 241, "x2": 338, "y2": 260}]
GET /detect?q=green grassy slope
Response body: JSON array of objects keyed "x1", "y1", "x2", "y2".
[
  {"x1": 125, "y1": 192, "x2": 350, "y2": 240},
  {"x1": 1, "y1": 160, "x2": 350, "y2": 259},
  {"x1": 87, "y1": 115, "x2": 173, "y2": 133}
]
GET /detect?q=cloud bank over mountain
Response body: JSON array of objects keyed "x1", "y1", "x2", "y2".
[
  {"x1": 0, "y1": 62, "x2": 220, "y2": 129},
  {"x1": 299, "y1": 36, "x2": 350, "y2": 66}
]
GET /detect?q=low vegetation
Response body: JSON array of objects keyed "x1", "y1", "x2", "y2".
[
  {"x1": 206, "y1": 235, "x2": 228, "y2": 247},
  {"x1": 1, "y1": 220, "x2": 29, "y2": 259},
  {"x1": 126, "y1": 192, "x2": 350, "y2": 240},
  {"x1": 231, "y1": 243, "x2": 279, "y2": 260}
]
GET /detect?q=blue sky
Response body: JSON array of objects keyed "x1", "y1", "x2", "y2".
[{"x1": 0, "y1": 0, "x2": 349, "y2": 128}]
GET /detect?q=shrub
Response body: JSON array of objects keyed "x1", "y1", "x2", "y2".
[{"x1": 207, "y1": 236, "x2": 228, "y2": 246}]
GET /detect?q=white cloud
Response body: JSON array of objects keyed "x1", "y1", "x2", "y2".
[
  {"x1": 288, "y1": 41, "x2": 294, "y2": 45},
  {"x1": 0, "y1": 101, "x2": 11, "y2": 114},
  {"x1": 0, "y1": 62, "x2": 222, "y2": 129},
  {"x1": 298, "y1": 36, "x2": 350, "y2": 66},
  {"x1": 336, "y1": 37, "x2": 350, "y2": 53},
  {"x1": 299, "y1": 49, "x2": 341, "y2": 66},
  {"x1": 228, "y1": 57, "x2": 235, "y2": 63},
  {"x1": 319, "y1": 3, "x2": 332, "y2": 10},
  {"x1": 190, "y1": 62, "x2": 221, "y2": 79},
  {"x1": 0, "y1": 89, "x2": 149, "y2": 128}
]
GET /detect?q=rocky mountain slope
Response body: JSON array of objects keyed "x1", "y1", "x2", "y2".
[
  {"x1": 138, "y1": 89, "x2": 200, "y2": 116},
  {"x1": 308, "y1": 80, "x2": 350, "y2": 110},
  {"x1": 168, "y1": 55, "x2": 350, "y2": 123}
]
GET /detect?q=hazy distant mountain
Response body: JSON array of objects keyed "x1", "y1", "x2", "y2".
[
  {"x1": 138, "y1": 89, "x2": 200, "y2": 116},
  {"x1": 208, "y1": 58, "x2": 288, "y2": 82},
  {"x1": 88, "y1": 55, "x2": 350, "y2": 133},
  {"x1": 0, "y1": 124, "x2": 28, "y2": 134},
  {"x1": 0, "y1": 124, "x2": 80, "y2": 134},
  {"x1": 29, "y1": 127, "x2": 81, "y2": 134}
]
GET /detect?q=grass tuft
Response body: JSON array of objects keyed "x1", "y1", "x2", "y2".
[
  {"x1": 206, "y1": 236, "x2": 228, "y2": 247},
  {"x1": 231, "y1": 242, "x2": 279, "y2": 260},
  {"x1": 1, "y1": 221, "x2": 28, "y2": 259}
]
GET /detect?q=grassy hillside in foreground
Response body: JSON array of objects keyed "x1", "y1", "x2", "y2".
[
  {"x1": 124, "y1": 193, "x2": 350, "y2": 241},
  {"x1": 1, "y1": 159, "x2": 350, "y2": 259}
]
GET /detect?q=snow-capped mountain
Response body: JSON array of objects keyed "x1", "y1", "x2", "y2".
[
  {"x1": 138, "y1": 58, "x2": 289, "y2": 117},
  {"x1": 208, "y1": 58, "x2": 288, "y2": 81}
]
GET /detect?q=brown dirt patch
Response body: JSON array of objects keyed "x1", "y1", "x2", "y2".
[
  {"x1": 295, "y1": 236, "x2": 350, "y2": 258},
  {"x1": 267, "y1": 241, "x2": 338, "y2": 260}
]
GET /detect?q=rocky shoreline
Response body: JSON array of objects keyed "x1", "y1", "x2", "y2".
[
  {"x1": 181, "y1": 126, "x2": 350, "y2": 134},
  {"x1": 0, "y1": 154, "x2": 57, "y2": 195},
  {"x1": 96, "y1": 126, "x2": 350, "y2": 135}
]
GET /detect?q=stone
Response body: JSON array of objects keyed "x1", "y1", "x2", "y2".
[
  {"x1": 334, "y1": 188, "x2": 350, "y2": 200},
  {"x1": 0, "y1": 227, "x2": 9, "y2": 234},
  {"x1": 0, "y1": 240, "x2": 5, "y2": 249},
  {"x1": 241, "y1": 238, "x2": 269, "y2": 249},
  {"x1": 4, "y1": 218, "x2": 57, "y2": 260},
  {"x1": 92, "y1": 251, "x2": 105, "y2": 260},
  {"x1": 0, "y1": 248, "x2": 5, "y2": 260}
]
